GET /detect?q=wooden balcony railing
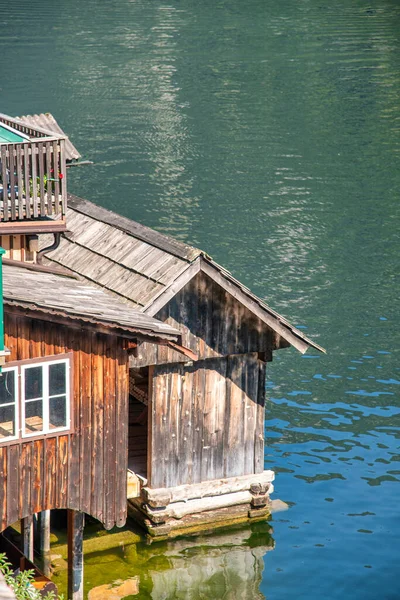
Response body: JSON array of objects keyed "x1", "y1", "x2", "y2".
[{"x1": 0, "y1": 137, "x2": 67, "y2": 223}]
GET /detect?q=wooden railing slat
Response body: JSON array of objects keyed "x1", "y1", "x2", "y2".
[
  {"x1": 24, "y1": 145, "x2": 31, "y2": 219},
  {"x1": 16, "y1": 145, "x2": 24, "y2": 220},
  {"x1": 38, "y1": 142, "x2": 45, "y2": 216},
  {"x1": 31, "y1": 144, "x2": 38, "y2": 218},
  {"x1": 9, "y1": 146, "x2": 16, "y2": 220},
  {"x1": 53, "y1": 141, "x2": 60, "y2": 206},
  {"x1": 1, "y1": 146, "x2": 9, "y2": 221},
  {"x1": 60, "y1": 139, "x2": 67, "y2": 214},
  {"x1": 46, "y1": 142, "x2": 53, "y2": 216}
]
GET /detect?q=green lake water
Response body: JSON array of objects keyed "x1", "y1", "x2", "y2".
[{"x1": 1, "y1": 0, "x2": 399, "y2": 598}]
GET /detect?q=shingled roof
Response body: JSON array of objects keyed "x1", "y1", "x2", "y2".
[
  {"x1": 16, "y1": 113, "x2": 81, "y2": 162},
  {"x1": 42, "y1": 194, "x2": 325, "y2": 354},
  {"x1": 3, "y1": 263, "x2": 181, "y2": 342}
]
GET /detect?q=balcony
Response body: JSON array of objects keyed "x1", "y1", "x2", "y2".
[{"x1": 0, "y1": 114, "x2": 67, "y2": 234}]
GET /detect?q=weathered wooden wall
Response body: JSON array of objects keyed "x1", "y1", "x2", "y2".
[
  {"x1": 133, "y1": 271, "x2": 276, "y2": 368},
  {"x1": 148, "y1": 353, "x2": 266, "y2": 489},
  {"x1": 0, "y1": 310, "x2": 129, "y2": 532}
]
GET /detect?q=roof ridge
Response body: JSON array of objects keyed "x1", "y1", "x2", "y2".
[{"x1": 67, "y1": 194, "x2": 203, "y2": 262}]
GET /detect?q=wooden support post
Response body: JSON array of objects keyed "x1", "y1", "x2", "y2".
[
  {"x1": 21, "y1": 516, "x2": 34, "y2": 562},
  {"x1": 35, "y1": 510, "x2": 51, "y2": 576},
  {"x1": 67, "y1": 510, "x2": 84, "y2": 600}
]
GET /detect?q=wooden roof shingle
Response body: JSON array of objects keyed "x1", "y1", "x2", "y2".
[{"x1": 3, "y1": 264, "x2": 180, "y2": 341}]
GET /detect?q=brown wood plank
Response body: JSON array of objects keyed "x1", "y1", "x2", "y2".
[
  {"x1": 91, "y1": 333, "x2": 104, "y2": 523},
  {"x1": 115, "y1": 340, "x2": 128, "y2": 527},
  {"x1": 19, "y1": 442, "x2": 32, "y2": 519},
  {"x1": 103, "y1": 335, "x2": 116, "y2": 530},
  {"x1": 57, "y1": 435, "x2": 69, "y2": 508},
  {"x1": 79, "y1": 333, "x2": 92, "y2": 515},
  {"x1": 6, "y1": 445, "x2": 19, "y2": 525},
  {"x1": 0, "y1": 448, "x2": 7, "y2": 530},
  {"x1": 31, "y1": 439, "x2": 44, "y2": 513}
]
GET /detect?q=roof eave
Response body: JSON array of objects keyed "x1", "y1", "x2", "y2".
[{"x1": 3, "y1": 299, "x2": 182, "y2": 344}]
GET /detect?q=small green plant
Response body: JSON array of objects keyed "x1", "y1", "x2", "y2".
[{"x1": 0, "y1": 553, "x2": 63, "y2": 600}]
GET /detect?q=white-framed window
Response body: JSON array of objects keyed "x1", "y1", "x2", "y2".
[
  {"x1": 0, "y1": 356, "x2": 71, "y2": 444},
  {"x1": 0, "y1": 367, "x2": 18, "y2": 442}
]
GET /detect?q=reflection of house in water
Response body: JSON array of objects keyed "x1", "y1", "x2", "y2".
[
  {"x1": 86, "y1": 522, "x2": 274, "y2": 600},
  {"x1": 148, "y1": 523, "x2": 274, "y2": 600}
]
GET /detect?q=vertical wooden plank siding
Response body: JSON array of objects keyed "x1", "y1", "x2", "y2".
[
  {"x1": 254, "y1": 359, "x2": 266, "y2": 474},
  {"x1": 0, "y1": 312, "x2": 129, "y2": 533},
  {"x1": 1, "y1": 146, "x2": 9, "y2": 221},
  {"x1": 115, "y1": 342, "x2": 128, "y2": 527},
  {"x1": 132, "y1": 272, "x2": 274, "y2": 369},
  {"x1": 0, "y1": 449, "x2": 7, "y2": 530},
  {"x1": 150, "y1": 354, "x2": 267, "y2": 488}
]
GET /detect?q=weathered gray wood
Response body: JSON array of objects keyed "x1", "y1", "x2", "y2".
[
  {"x1": 36, "y1": 510, "x2": 51, "y2": 577},
  {"x1": 53, "y1": 141, "x2": 60, "y2": 206},
  {"x1": 144, "y1": 259, "x2": 201, "y2": 316},
  {"x1": 21, "y1": 515, "x2": 34, "y2": 561},
  {"x1": 1, "y1": 146, "x2": 8, "y2": 221},
  {"x1": 60, "y1": 139, "x2": 67, "y2": 214},
  {"x1": 46, "y1": 142, "x2": 53, "y2": 215},
  {"x1": 200, "y1": 257, "x2": 325, "y2": 354},
  {"x1": 31, "y1": 144, "x2": 38, "y2": 218},
  {"x1": 38, "y1": 142, "x2": 45, "y2": 216},
  {"x1": 67, "y1": 510, "x2": 84, "y2": 600},
  {"x1": 16, "y1": 145, "x2": 24, "y2": 220},
  {"x1": 67, "y1": 194, "x2": 201, "y2": 261},
  {"x1": 9, "y1": 146, "x2": 16, "y2": 220},
  {"x1": 141, "y1": 490, "x2": 254, "y2": 522},
  {"x1": 142, "y1": 470, "x2": 275, "y2": 506},
  {"x1": 23, "y1": 145, "x2": 30, "y2": 219},
  {"x1": 254, "y1": 360, "x2": 266, "y2": 473}
]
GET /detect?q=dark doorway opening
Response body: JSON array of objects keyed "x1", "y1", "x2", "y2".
[{"x1": 128, "y1": 366, "x2": 149, "y2": 479}]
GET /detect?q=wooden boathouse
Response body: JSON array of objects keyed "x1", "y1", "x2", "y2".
[
  {"x1": 41, "y1": 195, "x2": 325, "y2": 537},
  {"x1": 0, "y1": 111, "x2": 324, "y2": 597}
]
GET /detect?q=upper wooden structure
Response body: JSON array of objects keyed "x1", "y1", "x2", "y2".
[{"x1": 0, "y1": 113, "x2": 75, "y2": 234}]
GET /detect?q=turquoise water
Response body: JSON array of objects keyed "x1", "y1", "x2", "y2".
[{"x1": 1, "y1": 0, "x2": 399, "y2": 598}]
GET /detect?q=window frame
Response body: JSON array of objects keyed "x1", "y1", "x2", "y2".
[{"x1": 0, "y1": 353, "x2": 73, "y2": 446}]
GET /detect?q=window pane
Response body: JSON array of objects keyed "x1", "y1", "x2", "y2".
[
  {"x1": 49, "y1": 363, "x2": 66, "y2": 396},
  {"x1": 25, "y1": 366, "x2": 43, "y2": 400},
  {"x1": 49, "y1": 396, "x2": 67, "y2": 429},
  {"x1": 24, "y1": 400, "x2": 43, "y2": 434},
  {"x1": 0, "y1": 404, "x2": 15, "y2": 438},
  {"x1": 0, "y1": 371, "x2": 15, "y2": 405}
]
